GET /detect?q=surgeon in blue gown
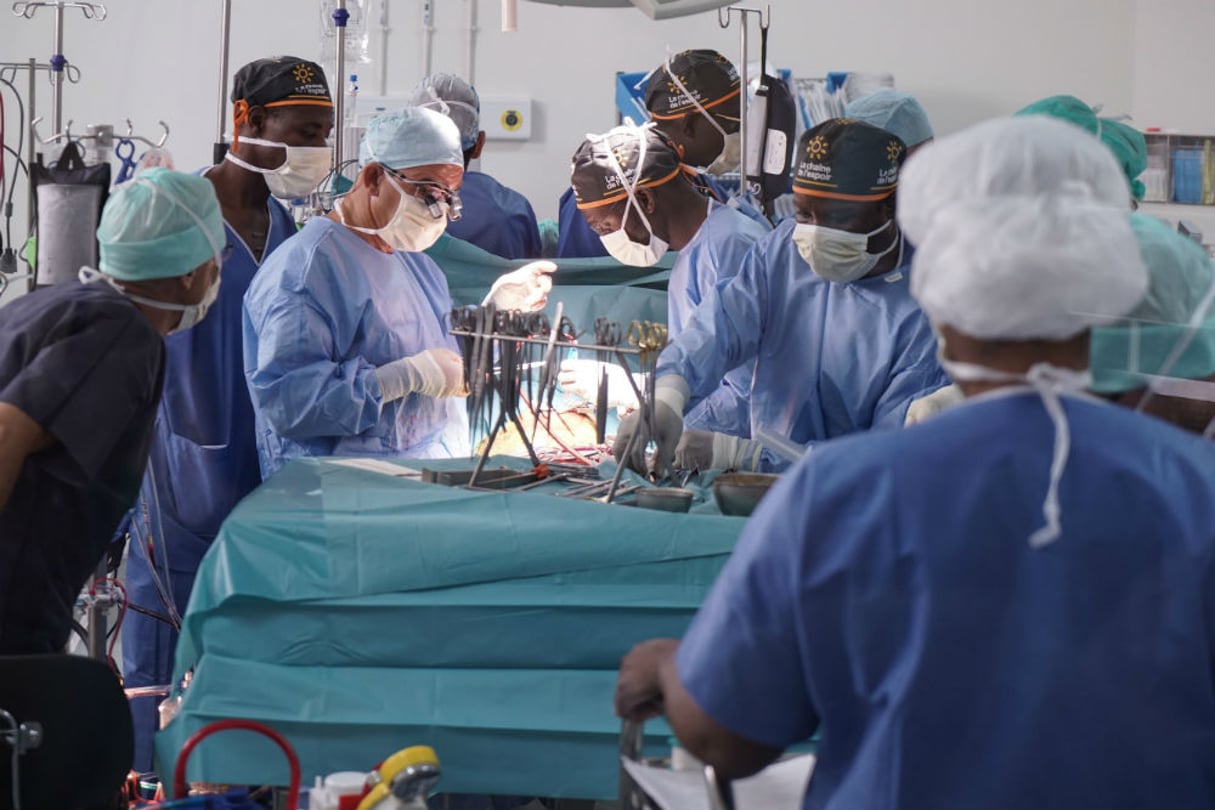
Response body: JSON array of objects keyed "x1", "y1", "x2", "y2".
[
  {"x1": 410, "y1": 73, "x2": 542, "y2": 260},
  {"x1": 244, "y1": 107, "x2": 553, "y2": 478},
  {"x1": 616, "y1": 116, "x2": 1215, "y2": 810},
  {"x1": 616, "y1": 119, "x2": 948, "y2": 475},
  {"x1": 122, "y1": 56, "x2": 334, "y2": 773},
  {"x1": 556, "y1": 122, "x2": 768, "y2": 437}
]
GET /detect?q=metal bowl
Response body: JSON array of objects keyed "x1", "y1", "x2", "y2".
[
  {"x1": 634, "y1": 487, "x2": 695, "y2": 513},
  {"x1": 712, "y1": 473, "x2": 780, "y2": 517}
]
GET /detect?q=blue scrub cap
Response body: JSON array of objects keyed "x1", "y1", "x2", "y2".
[
  {"x1": 1090, "y1": 214, "x2": 1215, "y2": 393},
  {"x1": 844, "y1": 90, "x2": 934, "y2": 149},
  {"x1": 409, "y1": 73, "x2": 481, "y2": 152},
  {"x1": 97, "y1": 167, "x2": 225, "y2": 282},
  {"x1": 359, "y1": 107, "x2": 464, "y2": 170}
]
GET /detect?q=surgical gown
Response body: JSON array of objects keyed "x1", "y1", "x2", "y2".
[
  {"x1": 123, "y1": 196, "x2": 297, "y2": 772},
  {"x1": 677, "y1": 391, "x2": 1215, "y2": 810},
  {"x1": 243, "y1": 216, "x2": 469, "y2": 479},
  {"x1": 671, "y1": 202, "x2": 770, "y2": 437},
  {"x1": 657, "y1": 219, "x2": 947, "y2": 469},
  {"x1": 446, "y1": 171, "x2": 542, "y2": 260}
]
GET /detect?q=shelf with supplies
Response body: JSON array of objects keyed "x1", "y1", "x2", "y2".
[{"x1": 1143, "y1": 132, "x2": 1215, "y2": 205}]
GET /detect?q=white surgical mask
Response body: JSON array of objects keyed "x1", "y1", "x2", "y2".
[
  {"x1": 591, "y1": 126, "x2": 670, "y2": 267},
  {"x1": 337, "y1": 171, "x2": 449, "y2": 253},
  {"x1": 80, "y1": 266, "x2": 222, "y2": 334},
  {"x1": 600, "y1": 214, "x2": 669, "y2": 267},
  {"x1": 940, "y1": 355, "x2": 1092, "y2": 548},
  {"x1": 793, "y1": 219, "x2": 900, "y2": 284},
  {"x1": 225, "y1": 137, "x2": 332, "y2": 201}
]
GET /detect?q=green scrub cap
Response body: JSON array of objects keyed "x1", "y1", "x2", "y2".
[
  {"x1": 1015, "y1": 95, "x2": 1147, "y2": 200},
  {"x1": 1090, "y1": 213, "x2": 1215, "y2": 393},
  {"x1": 97, "y1": 168, "x2": 225, "y2": 281}
]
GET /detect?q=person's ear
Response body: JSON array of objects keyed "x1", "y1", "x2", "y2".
[
  {"x1": 471, "y1": 131, "x2": 486, "y2": 160},
  {"x1": 680, "y1": 113, "x2": 698, "y2": 138},
  {"x1": 635, "y1": 187, "x2": 658, "y2": 216},
  {"x1": 363, "y1": 162, "x2": 386, "y2": 196},
  {"x1": 246, "y1": 106, "x2": 268, "y2": 139}
]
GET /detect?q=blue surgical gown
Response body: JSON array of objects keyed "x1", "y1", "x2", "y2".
[
  {"x1": 671, "y1": 202, "x2": 770, "y2": 437},
  {"x1": 243, "y1": 216, "x2": 469, "y2": 479},
  {"x1": 657, "y1": 219, "x2": 948, "y2": 469},
  {"x1": 446, "y1": 171, "x2": 542, "y2": 260},
  {"x1": 123, "y1": 196, "x2": 297, "y2": 772},
  {"x1": 677, "y1": 391, "x2": 1215, "y2": 810}
]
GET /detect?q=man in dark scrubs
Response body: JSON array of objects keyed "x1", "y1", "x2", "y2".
[{"x1": 0, "y1": 167, "x2": 225, "y2": 655}]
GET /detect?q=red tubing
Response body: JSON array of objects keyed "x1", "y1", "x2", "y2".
[{"x1": 172, "y1": 718, "x2": 301, "y2": 808}]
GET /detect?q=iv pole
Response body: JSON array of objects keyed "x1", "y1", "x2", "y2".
[
  {"x1": 214, "y1": 0, "x2": 232, "y2": 163},
  {"x1": 718, "y1": 5, "x2": 769, "y2": 192}
]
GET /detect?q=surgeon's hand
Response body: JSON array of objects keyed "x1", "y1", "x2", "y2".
[
  {"x1": 615, "y1": 638, "x2": 680, "y2": 721},
  {"x1": 905, "y1": 383, "x2": 965, "y2": 426},
  {"x1": 558, "y1": 359, "x2": 641, "y2": 410},
  {"x1": 376, "y1": 348, "x2": 467, "y2": 402},
  {"x1": 675, "y1": 431, "x2": 767, "y2": 472},
  {"x1": 483, "y1": 260, "x2": 557, "y2": 312},
  {"x1": 614, "y1": 400, "x2": 684, "y2": 477}
]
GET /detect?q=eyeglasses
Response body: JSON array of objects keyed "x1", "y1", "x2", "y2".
[{"x1": 385, "y1": 168, "x2": 464, "y2": 222}]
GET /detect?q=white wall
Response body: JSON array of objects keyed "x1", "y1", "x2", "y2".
[
  {"x1": 1133, "y1": 0, "x2": 1215, "y2": 132},
  {"x1": 1, "y1": 0, "x2": 1136, "y2": 226}
]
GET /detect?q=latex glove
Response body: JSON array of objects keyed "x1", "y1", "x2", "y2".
[
  {"x1": 905, "y1": 384, "x2": 965, "y2": 426},
  {"x1": 613, "y1": 376, "x2": 688, "y2": 477},
  {"x1": 558, "y1": 359, "x2": 641, "y2": 410},
  {"x1": 483, "y1": 260, "x2": 557, "y2": 312},
  {"x1": 674, "y1": 430, "x2": 765, "y2": 472},
  {"x1": 376, "y1": 348, "x2": 467, "y2": 402}
]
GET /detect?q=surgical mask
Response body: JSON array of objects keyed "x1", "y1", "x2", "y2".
[
  {"x1": 80, "y1": 266, "x2": 222, "y2": 334},
  {"x1": 591, "y1": 126, "x2": 669, "y2": 267},
  {"x1": 600, "y1": 212, "x2": 669, "y2": 267},
  {"x1": 940, "y1": 353, "x2": 1092, "y2": 548},
  {"x1": 793, "y1": 219, "x2": 900, "y2": 284},
  {"x1": 225, "y1": 137, "x2": 332, "y2": 201},
  {"x1": 337, "y1": 172, "x2": 449, "y2": 252}
]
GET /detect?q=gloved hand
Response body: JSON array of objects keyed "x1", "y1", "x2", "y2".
[
  {"x1": 904, "y1": 383, "x2": 965, "y2": 425},
  {"x1": 483, "y1": 260, "x2": 557, "y2": 312},
  {"x1": 674, "y1": 430, "x2": 765, "y2": 472},
  {"x1": 376, "y1": 347, "x2": 467, "y2": 402},
  {"x1": 613, "y1": 376, "x2": 688, "y2": 477},
  {"x1": 558, "y1": 359, "x2": 641, "y2": 410}
]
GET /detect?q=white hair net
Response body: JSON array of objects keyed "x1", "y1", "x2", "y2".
[
  {"x1": 358, "y1": 107, "x2": 463, "y2": 170},
  {"x1": 898, "y1": 116, "x2": 1132, "y2": 247},
  {"x1": 409, "y1": 73, "x2": 480, "y2": 152},
  {"x1": 899, "y1": 116, "x2": 1148, "y2": 341},
  {"x1": 909, "y1": 196, "x2": 1147, "y2": 341}
]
